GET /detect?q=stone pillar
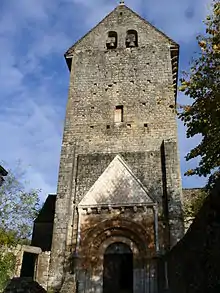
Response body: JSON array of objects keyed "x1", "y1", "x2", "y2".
[
  {"x1": 162, "y1": 139, "x2": 184, "y2": 247},
  {"x1": 48, "y1": 140, "x2": 78, "y2": 290},
  {"x1": 35, "y1": 252, "x2": 51, "y2": 290}
]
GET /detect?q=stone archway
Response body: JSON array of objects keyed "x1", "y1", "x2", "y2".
[{"x1": 78, "y1": 216, "x2": 157, "y2": 293}]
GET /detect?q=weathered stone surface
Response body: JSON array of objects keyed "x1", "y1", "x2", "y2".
[
  {"x1": 182, "y1": 188, "x2": 204, "y2": 231},
  {"x1": 22, "y1": 245, "x2": 42, "y2": 255},
  {"x1": 39, "y1": 3, "x2": 183, "y2": 291},
  {"x1": 60, "y1": 274, "x2": 76, "y2": 293},
  {"x1": 79, "y1": 155, "x2": 155, "y2": 206},
  {"x1": 35, "y1": 252, "x2": 51, "y2": 290}
]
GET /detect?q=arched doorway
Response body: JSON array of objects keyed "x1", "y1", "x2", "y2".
[{"x1": 103, "y1": 242, "x2": 133, "y2": 293}]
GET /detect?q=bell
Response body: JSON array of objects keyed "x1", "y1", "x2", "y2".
[
  {"x1": 109, "y1": 41, "x2": 115, "y2": 48},
  {"x1": 129, "y1": 40, "x2": 135, "y2": 47}
]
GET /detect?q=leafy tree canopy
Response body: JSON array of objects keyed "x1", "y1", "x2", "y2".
[
  {"x1": 178, "y1": 0, "x2": 220, "y2": 186},
  {"x1": 0, "y1": 162, "x2": 41, "y2": 245}
]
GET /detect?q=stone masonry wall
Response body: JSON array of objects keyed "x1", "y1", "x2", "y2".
[
  {"x1": 35, "y1": 252, "x2": 51, "y2": 290},
  {"x1": 76, "y1": 151, "x2": 163, "y2": 204},
  {"x1": 0, "y1": 245, "x2": 49, "y2": 292},
  {"x1": 48, "y1": 4, "x2": 183, "y2": 289},
  {"x1": 77, "y1": 208, "x2": 159, "y2": 293},
  {"x1": 182, "y1": 188, "x2": 204, "y2": 232}
]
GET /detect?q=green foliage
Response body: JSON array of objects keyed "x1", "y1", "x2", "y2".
[
  {"x1": 0, "y1": 162, "x2": 41, "y2": 244},
  {"x1": 0, "y1": 252, "x2": 16, "y2": 291},
  {"x1": 0, "y1": 229, "x2": 30, "y2": 247},
  {"x1": 178, "y1": 0, "x2": 220, "y2": 185},
  {"x1": 184, "y1": 190, "x2": 208, "y2": 219},
  {"x1": 0, "y1": 162, "x2": 41, "y2": 290}
]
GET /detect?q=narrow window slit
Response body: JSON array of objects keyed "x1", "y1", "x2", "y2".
[{"x1": 115, "y1": 105, "x2": 123, "y2": 123}]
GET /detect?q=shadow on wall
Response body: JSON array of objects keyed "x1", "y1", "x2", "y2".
[
  {"x1": 3, "y1": 278, "x2": 46, "y2": 293},
  {"x1": 162, "y1": 180, "x2": 220, "y2": 293}
]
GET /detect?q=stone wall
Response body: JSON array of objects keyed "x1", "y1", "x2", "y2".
[
  {"x1": 75, "y1": 151, "x2": 163, "y2": 204},
  {"x1": 162, "y1": 181, "x2": 220, "y2": 293},
  {"x1": 77, "y1": 207, "x2": 158, "y2": 293},
  {"x1": 48, "y1": 4, "x2": 183, "y2": 289},
  {"x1": 0, "y1": 245, "x2": 50, "y2": 291},
  {"x1": 35, "y1": 252, "x2": 51, "y2": 290},
  {"x1": 182, "y1": 188, "x2": 204, "y2": 231}
]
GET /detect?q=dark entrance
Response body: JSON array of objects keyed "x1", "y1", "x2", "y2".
[
  {"x1": 20, "y1": 252, "x2": 37, "y2": 279},
  {"x1": 103, "y1": 242, "x2": 133, "y2": 293}
]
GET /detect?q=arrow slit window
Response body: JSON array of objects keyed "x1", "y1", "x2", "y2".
[{"x1": 106, "y1": 31, "x2": 118, "y2": 49}]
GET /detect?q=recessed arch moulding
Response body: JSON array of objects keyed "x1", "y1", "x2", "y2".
[{"x1": 74, "y1": 208, "x2": 162, "y2": 293}]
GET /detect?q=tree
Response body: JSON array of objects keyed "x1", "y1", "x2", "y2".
[
  {"x1": 178, "y1": 0, "x2": 220, "y2": 186},
  {"x1": 0, "y1": 252, "x2": 16, "y2": 292},
  {"x1": 0, "y1": 162, "x2": 41, "y2": 245},
  {"x1": 0, "y1": 162, "x2": 41, "y2": 291}
]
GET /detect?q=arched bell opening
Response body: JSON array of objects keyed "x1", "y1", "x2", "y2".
[
  {"x1": 126, "y1": 30, "x2": 138, "y2": 48},
  {"x1": 106, "y1": 31, "x2": 118, "y2": 49},
  {"x1": 103, "y1": 242, "x2": 133, "y2": 293}
]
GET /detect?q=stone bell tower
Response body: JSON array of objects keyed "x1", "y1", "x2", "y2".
[{"x1": 48, "y1": 2, "x2": 184, "y2": 292}]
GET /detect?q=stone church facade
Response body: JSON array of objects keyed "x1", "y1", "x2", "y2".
[{"x1": 17, "y1": 3, "x2": 186, "y2": 293}]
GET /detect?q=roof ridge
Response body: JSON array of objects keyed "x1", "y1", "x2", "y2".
[{"x1": 64, "y1": 4, "x2": 178, "y2": 59}]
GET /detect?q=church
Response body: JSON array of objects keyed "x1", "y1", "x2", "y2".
[{"x1": 18, "y1": 2, "x2": 186, "y2": 293}]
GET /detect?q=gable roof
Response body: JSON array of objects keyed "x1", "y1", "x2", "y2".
[
  {"x1": 79, "y1": 155, "x2": 155, "y2": 207},
  {"x1": 64, "y1": 4, "x2": 178, "y2": 60}
]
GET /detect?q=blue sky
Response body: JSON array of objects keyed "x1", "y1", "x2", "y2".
[{"x1": 0, "y1": 0, "x2": 211, "y2": 200}]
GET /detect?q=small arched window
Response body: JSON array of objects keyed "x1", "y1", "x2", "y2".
[
  {"x1": 106, "y1": 31, "x2": 118, "y2": 49},
  {"x1": 126, "y1": 30, "x2": 138, "y2": 48}
]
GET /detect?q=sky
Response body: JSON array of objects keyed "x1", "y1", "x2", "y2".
[{"x1": 0, "y1": 0, "x2": 212, "y2": 201}]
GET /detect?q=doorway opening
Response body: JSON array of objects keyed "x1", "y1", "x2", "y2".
[
  {"x1": 20, "y1": 252, "x2": 37, "y2": 279},
  {"x1": 103, "y1": 242, "x2": 133, "y2": 293}
]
